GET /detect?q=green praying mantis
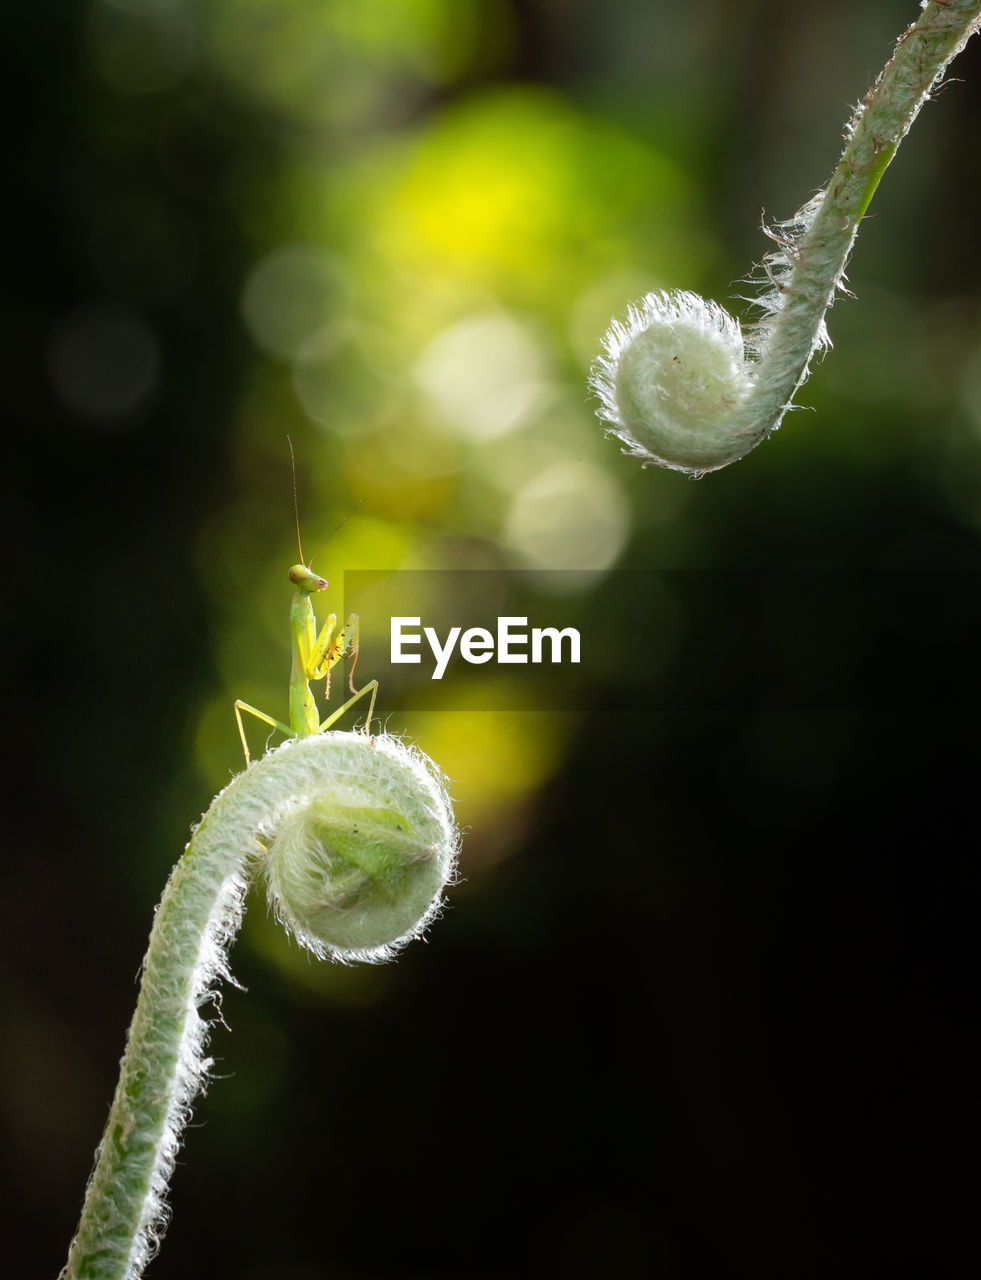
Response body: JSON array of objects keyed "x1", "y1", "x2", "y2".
[{"x1": 234, "y1": 451, "x2": 377, "y2": 765}]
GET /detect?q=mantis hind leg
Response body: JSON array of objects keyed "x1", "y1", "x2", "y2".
[
  {"x1": 325, "y1": 612, "x2": 376, "y2": 734},
  {"x1": 234, "y1": 700, "x2": 293, "y2": 766},
  {"x1": 319, "y1": 679, "x2": 378, "y2": 737}
]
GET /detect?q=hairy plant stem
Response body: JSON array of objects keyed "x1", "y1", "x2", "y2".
[
  {"x1": 744, "y1": 0, "x2": 981, "y2": 456},
  {"x1": 593, "y1": 0, "x2": 981, "y2": 474},
  {"x1": 62, "y1": 733, "x2": 456, "y2": 1280}
]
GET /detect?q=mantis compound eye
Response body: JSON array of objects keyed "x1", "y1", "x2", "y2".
[{"x1": 263, "y1": 732, "x2": 458, "y2": 962}]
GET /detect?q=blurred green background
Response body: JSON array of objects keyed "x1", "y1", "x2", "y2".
[{"x1": 6, "y1": 1, "x2": 981, "y2": 1276}]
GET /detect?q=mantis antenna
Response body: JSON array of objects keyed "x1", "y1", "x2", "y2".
[
  {"x1": 309, "y1": 496, "x2": 368, "y2": 568},
  {"x1": 287, "y1": 434, "x2": 306, "y2": 565},
  {"x1": 286, "y1": 433, "x2": 366, "y2": 567}
]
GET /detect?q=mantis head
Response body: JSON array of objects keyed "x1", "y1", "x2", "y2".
[{"x1": 288, "y1": 564, "x2": 328, "y2": 593}]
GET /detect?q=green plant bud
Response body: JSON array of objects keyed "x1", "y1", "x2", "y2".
[
  {"x1": 263, "y1": 732, "x2": 458, "y2": 962},
  {"x1": 593, "y1": 290, "x2": 757, "y2": 475}
]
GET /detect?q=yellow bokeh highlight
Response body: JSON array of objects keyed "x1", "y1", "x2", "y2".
[
  {"x1": 189, "y1": 19, "x2": 708, "y2": 932},
  {"x1": 399, "y1": 684, "x2": 576, "y2": 870},
  {"x1": 371, "y1": 86, "x2": 690, "y2": 304}
]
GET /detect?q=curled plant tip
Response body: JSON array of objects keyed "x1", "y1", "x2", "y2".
[
  {"x1": 593, "y1": 0, "x2": 981, "y2": 476},
  {"x1": 264, "y1": 732, "x2": 458, "y2": 962},
  {"x1": 591, "y1": 290, "x2": 757, "y2": 475}
]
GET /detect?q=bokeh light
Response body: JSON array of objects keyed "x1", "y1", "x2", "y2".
[{"x1": 47, "y1": 302, "x2": 161, "y2": 423}]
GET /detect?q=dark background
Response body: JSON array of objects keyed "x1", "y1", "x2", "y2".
[{"x1": 4, "y1": 2, "x2": 981, "y2": 1276}]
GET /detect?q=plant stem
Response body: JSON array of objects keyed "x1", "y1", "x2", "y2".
[
  {"x1": 747, "y1": 0, "x2": 981, "y2": 453},
  {"x1": 593, "y1": 0, "x2": 981, "y2": 474},
  {"x1": 62, "y1": 732, "x2": 456, "y2": 1280}
]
